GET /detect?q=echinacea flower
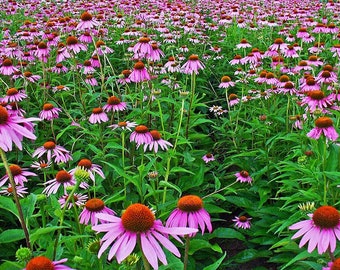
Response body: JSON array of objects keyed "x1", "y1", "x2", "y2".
[
  {"x1": 129, "y1": 61, "x2": 151, "y2": 83},
  {"x1": 24, "y1": 256, "x2": 74, "y2": 270},
  {"x1": 69, "y1": 158, "x2": 105, "y2": 181},
  {"x1": 0, "y1": 105, "x2": 39, "y2": 152},
  {"x1": 66, "y1": 36, "x2": 87, "y2": 54},
  {"x1": 0, "y1": 164, "x2": 36, "y2": 187},
  {"x1": 92, "y1": 203, "x2": 198, "y2": 269},
  {"x1": 31, "y1": 160, "x2": 51, "y2": 171},
  {"x1": 109, "y1": 121, "x2": 137, "y2": 132},
  {"x1": 130, "y1": 125, "x2": 153, "y2": 145},
  {"x1": 181, "y1": 54, "x2": 205, "y2": 75},
  {"x1": 32, "y1": 141, "x2": 72, "y2": 163},
  {"x1": 219, "y1": 76, "x2": 235, "y2": 88},
  {"x1": 59, "y1": 193, "x2": 88, "y2": 209},
  {"x1": 143, "y1": 130, "x2": 172, "y2": 153},
  {"x1": 0, "y1": 184, "x2": 28, "y2": 197},
  {"x1": 322, "y1": 257, "x2": 340, "y2": 270},
  {"x1": 289, "y1": 205, "x2": 340, "y2": 254},
  {"x1": 307, "y1": 116, "x2": 339, "y2": 141},
  {"x1": 3, "y1": 88, "x2": 27, "y2": 102},
  {"x1": 232, "y1": 216, "x2": 252, "y2": 229},
  {"x1": 89, "y1": 108, "x2": 108, "y2": 124},
  {"x1": 202, "y1": 153, "x2": 215, "y2": 163},
  {"x1": 79, "y1": 198, "x2": 115, "y2": 226},
  {"x1": 166, "y1": 195, "x2": 212, "y2": 236},
  {"x1": 39, "y1": 103, "x2": 62, "y2": 121},
  {"x1": 43, "y1": 170, "x2": 76, "y2": 196},
  {"x1": 76, "y1": 11, "x2": 99, "y2": 30},
  {"x1": 0, "y1": 58, "x2": 19, "y2": 75},
  {"x1": 103, "y1": 96, "x2": 127, "y2": 112},
  {"x1": 235, "y1": 170, "x2": 253, "y2": 184}
]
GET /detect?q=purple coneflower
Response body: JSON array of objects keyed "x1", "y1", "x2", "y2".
[
  {"x1": 109, "y1": 121, "x2": 137, "y2": 132},
  {"x1": 94, "y1": 40, "x2": 114, "y2": 56},
  {"x1": 202, "y1": 153, "x2": 215, "y2": 163},
  {"x1": 301, "y1": 90, "x2": 333, "y2": 113},
  {"x1": 117, "y1": 69, "x2": 132, "y2": 84},
  {"x1": 323, "y1": 258, "x2": 340, "y2": 270},
  {"x1": 31, "y1": 160, "x2": 51, "y2": 171},
  {"x1": 82, "y1": 60, "x2": 95, "y2": 74},
  {"x1": 35, "y1": 42, "x2": 50, "y2": 62},
  {"x1": 0, "y1": 58, "x2": 19, "y2": 75},
  {"x1": 181, "y1": 54, "x2": 205, "y2": 75},
  {"x1": 103, "y1": 96, "x2": 127, "y2": 112},
  {"x1": 219, "y1": 76, "x2": 235, "y2": 88},
  {"x1": 233, "y1": 216, "x2": 252, "y2": 229},
  {"x1": 0, "y1": 164, "x2": 36, "y2": 187},
  {"x1": 24, "y1": 256, "x2": 74, "y2": 270},
  {"x1": 166, "y1": 195, "x2": 212, "y2": 236},
  {"x1": 39, "y1": 103, "x2": 62, "y2": 121},
  {"x1": 85, "y1": 74, "x2": 98, "y2": 86},
  {"x1": 147, "y1": 43, "x2": 165, "y2": 61},
  {"x1": 89, "y1": 108, "x2": 108, "y2": 124},
  {"x1": 32, "y1": 141, "x2": 72, "y2": 163},
  {"x1": 66, "y1": 36, "x2": 87, "y2": 54},
  {"x1": 133, "y1": 36, "x2": 153, "y2": 58},
  {"x1": 130, "y1": 125, "x2": 153, "y2": 145},
  {"x1": 43, "y1": 170, "x2": 76, "y2": 196},
  {"x1": 69, "y1": 158, "x2": 105, "y2": 181},
  {"x1": 0, "y1": 105, "x2": 38, "y2": 152},
  {"x1": 76, "y1": 11, "x2": 99, "y2": 31},
  {"x1": 129, "y1": 61, "x2": 151, "y2": 83},
  {"x1": 79, "y1": 198, "x2": 115, "y2": 226},
  {"x1": 3, "y1": 88, "x2": 27, "y2": 103},
  {"x1": 59, "y1": 193, "x2": 88, "y2": 209},
  {"x1": 290, "y1": 205, "x2": 340, "y2": 254},
  {"x1": 235, "y1": 170, "x2": 253, "y2": 184},
  {"x1": 236, "y1": 38, "x2": 251, "y2": 49},
  {"x1": 92, "y1": 203, "x2": 198, "y2": 269},
  {"x1": 229, "y1": 93, "x2": 240, "y2": 107},
  {"x1": 0, "y1": 184, "x2": 28, "y2": 197},
  {"x1": 143, "y1": 130, "x2": 173, "y2": 153},
  {"x1": 307, "y1": 116, "x2": 339, "y2": 141}
]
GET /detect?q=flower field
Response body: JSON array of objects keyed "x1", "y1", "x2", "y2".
[{"x1": 1, "y1": 0, "x2": 340, "y2": 269}]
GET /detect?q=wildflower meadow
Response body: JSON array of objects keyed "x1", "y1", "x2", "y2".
[{"x1": 2, "y1": 0, "x2": 340, "y2": 269}]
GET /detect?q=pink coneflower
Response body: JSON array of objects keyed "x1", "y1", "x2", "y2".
[
  {"x1": 59, "y1": 193, "x2": 88, "y2": 209},
  {"x1": 323, "y1": 257, "x2": 340, "y2": 270},
  {"x1": 181, "y1": 54, "x2": 205, "y2": 75},
  {"x1": 52, "y1": 85, "x2": 70, "y2": 93},
  {"x1": 23, "y1": 71, "x2": 41, "y2": 83},
  {"x1": 0, "y1": 58, "x2": 19, "y2": 75},
  {"x1": 94, "y1": 40, "x2": 114, "y2": 56},
  {"x1": 79, "y1": 32, "x2": 93, "y2": 43},
  {"x1": 307, "y1": 116, "x2": 339, "y2": 141},
  {"x1": 66, "y1": 36, "x2": 87, "y2": 54},
  {"x1": 117, "y1": 69, "x2": 132, "y2": 84},
  {"x1": 0, "y1": 105, "x2": 38, "y2": 152},
  {"x1": 229, "y1": 54, "x2": 243, "y2": 65},
  {"x1": 130, "y1": 125, "x2": 153, "y2": 145},
  {"x1": 79, "y1": 198, "x2": 115, "y2": 226},
  {"x1": 43, "y1": 170, "x2": 76, "y2": 196},
  {"x1": 103, "y1": 96, "x2": 127, "y2": 112},
  {"x1": 307, "y1": 55, "x2": 323, "y2": 67},
  {"x1": 133, "y1": 36, "x2": 153, "y2": 59},
  {"x1": 290, "y1": 205, "x2": 340, "y2": 254},
  {"x1": 69, "y1": 158, "x2": 105, "y2": 181},
  {"x1": 263, "y1": 72, "x2": 279, "y2": 85},
  {"x1": 164, "y1": 56, "x2": 180, "y2": 73},
  {"x1": 82, "y1": 60, "x2": 95, "y2": 74},
  {"x1": 202, "y1": 153, "x2": 215, "y2": 163},
  {"x1": 39, "y1": 103, "x2": 62, "y2": 121},
  {"x1": 330, "y1": 44, "x2": 340, "y2": 57},
  {"x1": 0, "y1": 184, "x2": 28, "y2": 197},
  {"x1": 85, "y1": 74, "x2": 98, "y2": 86},
  {"x1": 51, "y1": 63, "x2": 69, "y2": 74},
  {"x1": 236, "y1": 38, "x2": 251, "y2": 49},
  {"x1": 300, "y1": 77, "x2": 321, "y2": 93},
  {"x1": 129, "y1": 61, "x2": 151, "y2": 83},
  {"x1": 283, "y1": 45, "x2": 299, "y2": 58},
  {"x1": 228, "y1": 93, "x2": 240, "y2": 107},
  {"x1": 294, "y1": 61, "x2": 313, "y2": 73},
  {"x1": 32, "y1": 141, "x2": 72, "y2": 163},
  {"x1": 301, "y1": 90, "x2": 333, "y2": 112},
  {"x1": 76, "y1": 11, "x2": 99, "y2": 30},
  {"x1": 143, "y1": 130, "x2": 173, "y2": 153},
  {"x1": 233, "y1": 216, "x2": 252, "y2": 229},
  {"x1": 316, "y1": 70, "x2": 338, "y2": 85},
  {"x1": 89, "y1": 107, "x2": 108, "y2": 124},
  {"x1": 109, "y1": 121, "x2": 137, "y2": 131},
  {"x1": 0, "y1": 164, "x2": 37, "y2": 187},
  {"x1": 92, "y1": 203, "x2": 198, "y2": 269},
  {"x1": 3, "y1": 88, "x2": 27, "y2": 103},
  {"x1": 166, "y1": 195, "x2": 212, "y2": 236},
  {"x1": 56, "y1": 44, "x2": 71, "y2": 63},
  {"x1": 219, "y1": 76, "x2": 235, "y2": 88},
  {"x1": 35, "y1": 42, "x2": 50, "y2": 62},
  {"x1": 268, "y1": 38, "x2": 289, "y2": 52},
  {"x1": 31, "y1": 160, "x2": 51, "y2": 171},
  {"x1": 90, "y1": 55, "x2": 101, "y2": 68},
  {"x1": 147, "y1": 42, "x2": 165, "y2": 61},
  {"x1": 24, "y1": 256, "x2": 74, "y2": 270},
  {"x1": 235, "y1": 170, "x2": 253, "y2": 184}
]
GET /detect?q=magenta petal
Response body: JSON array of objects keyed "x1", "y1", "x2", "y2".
[
  {"x1": 141, "y1": 233, "x2": 158, "y2": 270},
  {"x1": 116, "y1": 232, "x2": 136, "y2": 263}
]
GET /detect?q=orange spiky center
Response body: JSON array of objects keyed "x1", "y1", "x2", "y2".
[
  {"x1": 279, "y1": 75, "x2": 290, "y2": 82},
  {"x1": 66, "y1": 36, "x2": 78, "y2": 45},
  {"x1": 55, "y1": 170, "x2": 72, "y2": 183},
  {"x1": 43, "y1": 103, "x2": 54, "y2": 110},
  {"x1": 43, "y1": 141, "x2": 56, "y2": 149},
  {"x1": 308, "y1": 90, "x2": 325, "y2": 100},
  {"x1": 178, "y1": 195, "x2": 203, "y2": 212},
  {"x1": 107, "y1": 96, "x2": 121, "y2": 105},
  {"x1": 240, "y1": 170, "x2": 249, "y2": 177},
  {"x1": 150, "y1": 130, "x2": 161, "y2": 140},
  {"x1": 221, "y1": 76, "x2": 231, "y2": 82},
  {"x1": 135, "y1": 125, "x2": 149, "y2": 133},
  {"x1": 81, "y1": 11, "x2": 92, "y2": 21},
  {"x1": 85, "y1": 198, "x2": 105, "y2": 212},
  {"x1": 315, "y1": 117, "x2": 333, "y2": 128},
  {"x1": 92, "y1": 107, "x2": 103, "y2": 114},
  {"x1": 229, "y1": 93, "x2": 238, "y2": 100},
  {"x1": 312, "y1": 206, "x2": 340, "y2": 228},
  {"x1": 2, "y1": 58, "x2": 13, "y2": 66},
  {"x1": 6, "y1": 88, "x2": 19, "y2": 96},
  {"x1": 189, "y1": 54, "x2": 199, "y2": 61},
  {"x1": 78, "y1": 158, "x2": 92, "y2": 169},
  {"x1": 118, "y1": 121, "x2": 127, "y2": 127},
  {"x1": 238, "y1": 216, "x2": 248, "y2": 222},
  {"x1": 38, "y1": 42, "x2": 47, "y2": 49},
  {"x1": 134, "y1": 61, "x2": 145, "y2": 70},
  {"x1": 121, "y1": 203, "x2": 155, "y2": 232},
  {"x1": 26, "y1": 256, "x2": 54, "y2": 270},
  {"x1": 331, "y1": 258, "x2": 340, "y2": 270},
  {"x1": 9, "y1": 164, "x2": 22, "y2": 176}
]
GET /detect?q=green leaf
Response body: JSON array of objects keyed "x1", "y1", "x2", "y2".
[
  {"x1": 188, "y1": 239, "x2": 222, "y2": 255},
  {"x1": 0, "y1": 261, "x2": 22, "y2": 270},
  {"x1": 0, "y1": 196, "x2": 19, "y2": 219},
  {"x1": 21, "y1": 193, "x2": 37, "y2": 221},
  {"x1": 30, "y1": 226, "x2": 67, "y2": 244},
  {"x1": 203, "y1": 252, "x2": 226, "y2": 270},
  {"x1": 233, "y1": 249, "x2": 272, "y2": 263},
  {"x1": 0, "y1": 229, "x2": 25, "y2": 244},
  {"x1": 159, "y1": 181, "x2": 182, "y2": 196},
  {"x1": 209, "y1": 227, "x2": 245, "y2": 241},
  {"x1": 170, "y1": 166, "x2": 195, "y2": 175}
]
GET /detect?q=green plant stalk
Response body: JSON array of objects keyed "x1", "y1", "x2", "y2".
[
  {"x1": 157, "y1": 99, "x2": 165, "y2": 135},
  {"x1": 0, "y1": 148, "x2": 31, "y2": 249},
  {"x1": 185, "y1": 72, "x2": 196, "y2": 138},
  {"x1": 322, "y1": 137, "x2": 328, "y2": 205},
  {"x1": 174, "y1": 99, "x2": 185, "y2": 150},
  {"x1": 137, "y1": 235, "x2": 150, "y2": 270},
  {"x1": 183, "y1": 235, "x2": 190, "y2": 270},
  {"x1": 162, "y1": 155, "x2": 172, "y2": 204},
  {"x1": 122, "y1": 131, "x2": 127, "y2": 198},
  {"x1": 202, "y1": 180, "x2": 238, "y2": 199},
  {"x1": 53, "y1": 177, "x2": 81, "y2": 260}
]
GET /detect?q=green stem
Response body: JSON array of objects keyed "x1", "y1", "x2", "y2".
[
  {"x1": 174, "y1": 99, "x2": 185, "y2": 150},
  {"x1": 203, "y1": 181, "x2": 238, "y2": 199},
  {"x1": 185, "y1": 72, "x2": 196, "y2": 138},
  {"x1": 162, "y1": 156, "x2": 172, "y2": 204},
  {"x1": 122, "y1": 131, "x2": 126, "y2": 198},
  {"x1": 183, "y1": 235, "x2": 190, "y2": 270},
  {"x1": 0, "y1": 148, "x2": 31, "y2": 249},
  {"x1": 157, "y1": 99, "x2": 165, "y2": 135},
  {"x1": 322, "y1": 137, "x2": 328, "y2": 205}
]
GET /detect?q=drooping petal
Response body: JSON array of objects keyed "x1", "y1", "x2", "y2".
[{"x1": 141, "y1": 233, "x2": 159, "y2": 270}]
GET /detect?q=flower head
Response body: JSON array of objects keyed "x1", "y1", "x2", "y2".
[
  {"x1": 103, "y1": 96, "x2": 127, "y2": 112},
  {"x1": 24, "y1": 256, "x2": 74, "y2": 270},
  {"x1": 181, "y1": 54, "x2": 205, "y2": 75},
  {"x1": 143, "y1": 130, "x2": 173, "y2": 153},
  {"x1": 92, "y1": 203, "x2": 198, "y2": 269},
  {"x1": 32, "y1": 141, "x2": 72, "y2": 163},
  {"x1": 89, "y1": 107, "x2": 108, "y2": 124},
  {"x1": 307, "y1": 116, "x2": 339, "y2": 141},
  {"x1": 232, "y1": 216, "x2": 252, "y2": 229},
  {"x1": 79, "y1": 198, "x2": 115, "y2": 226},
  {"x1": 39, "y1": 103, "x2": 62, "y2": 121},
  {"x1": 43, "y1": 170, "x2": 75, "y2": 196},
  {"x1": 202, "y1": 153, "x2": 215, "y2": 163},
  {"x1": 0, "y1": 164, "x2": 36, "y2": 187},
  {"x1": 323, "y1": 257, "x2": 340, "y2": 270},
  {"x1": 289, "y1": 205, "x2": 340, "y2": 254},
  {"x1": 130, "y1": 125, "x2": 153, "y2": 145},
  {"x1": 166, "y1": 195, "x2": 212, "y2": 236},
  {"x1": 235, "y1": 170, "x2": 253, "y2": 184}
]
